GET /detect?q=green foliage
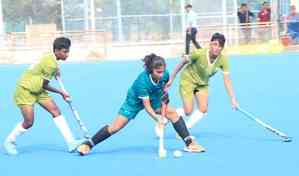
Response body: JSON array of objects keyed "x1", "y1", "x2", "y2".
[
  {"x1": 2, "y1": 0, "x2": 31, "y2": 23},
  {"x1": 2, "y1": 0, "x2": 60, "y2": 27}
]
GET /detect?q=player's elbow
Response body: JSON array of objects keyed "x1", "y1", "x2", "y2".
[
  {"x1": 223, "y1": 74, "x2": 231, "y2": 83},
  {"x1": 42, "y1": 79, "x2": 50, "y2": 89}
]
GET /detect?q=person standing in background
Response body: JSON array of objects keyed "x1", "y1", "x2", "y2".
[
  {"x1": 185, "y1": 4, "x2": 201, "y2": 55},
  {"x1": 286, "y1": 5, "x2": 299, "y2": 44},
  {"x1": 257, "y1": 2, "x2": 271, "y2": 42},
  {"x1": 238, "y1": 3, "x2": 255, "y2": 44}
]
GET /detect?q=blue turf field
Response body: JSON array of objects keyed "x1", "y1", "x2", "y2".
[{"x1": 0, "y1": 53, "x2": 298, "y2": 176}]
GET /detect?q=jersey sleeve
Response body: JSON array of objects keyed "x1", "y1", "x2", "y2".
[
  {"x1": 163, "y1": 70, "x2": 170, "y2": 83},
  {"x1": 135, "y1": 79, "x2": 150, "y2": 99},
  {"x1": 41, "y1": 58, "x2": 57, "y2": 81},
  {"x1": 42, "y1": 65, "x2": 56, "y2": 81},
  {"x1": 190, "y1": 49, "x2": 202, "y2": 62}
]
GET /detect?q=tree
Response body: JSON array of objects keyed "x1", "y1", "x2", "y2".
[
  {"x1": 2, "y1": 0, "x2": 61, "y2": 31},
  {"x1": 2, "y1": 0, "x2": 31, "y2": 24}
]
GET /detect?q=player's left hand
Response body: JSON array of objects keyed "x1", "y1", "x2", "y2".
[
  {"x1": 231, "y1": 97, "x2": 239, "y2": 110},
  {"x1": 61, "y1": 90, "x2": 71, "y2": 102},
  {"x1": 155, "y1": 114, "x2": 168, "y2": 125}
]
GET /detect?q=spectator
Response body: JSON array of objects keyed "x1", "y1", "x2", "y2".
[
  {"x1": 286, "y1": 5, "x2": 299, "y2": 44},
  {"x1": 185, "y1": 4, "x2": 201, "y2": 55},
  {"x1": 257, "y1": 2, "x2": 271, "y2": 42},
  {"x1": 238, "y1": 3, "x2": 255, "y2": 44}
]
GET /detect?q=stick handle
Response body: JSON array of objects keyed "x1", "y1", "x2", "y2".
[
  {"x1": 158, "y1": 102, "x2": 167, "y2": 158},
  {"x1": 67, "y1": 101, "x2": 89, "y2": 135},
  {"x1": 56, "y1": 76, "x2": 67, "y2": 92}
]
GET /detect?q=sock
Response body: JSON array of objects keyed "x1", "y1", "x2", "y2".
[
  {"x1": 85, "y1": 125, "x2": 111, "y2": 148},
  {"x1": 186, "y1": 110, "x2": 204, "y2": 129},
  {"x1": 172, "y1": 117, "x2": 192, "y2": 146},
  {"x1": 5, "y1": 122, "x2": 27, "y2": 142},
  {"x1": 53, "y1": 115, "x2": 75, "y2": 144}
]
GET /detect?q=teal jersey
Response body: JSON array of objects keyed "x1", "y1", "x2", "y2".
[{"x1": 126, "y1": 70, "x2": 169, "y2": 110}]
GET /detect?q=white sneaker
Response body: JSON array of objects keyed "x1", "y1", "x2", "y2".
[
  {"x1": 67, "y1": 139, "x2": 85, "y2": 153},
  {"x1": 3, "y1": 140, "x2": 18, "y2": 155}
]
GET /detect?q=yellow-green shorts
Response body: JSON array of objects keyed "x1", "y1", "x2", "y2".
[
  {"x1": 179, "y1": 79, "x2": 208, "y2": 101},
  {"x1": 14, "y1": 85, "x2": 51, "y2": 107}
]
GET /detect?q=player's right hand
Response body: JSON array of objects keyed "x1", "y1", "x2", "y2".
[{"x1": 154, "y1": 114, "x2": 168, "y2": 125}]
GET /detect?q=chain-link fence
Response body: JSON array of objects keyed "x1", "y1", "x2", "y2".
[
  {"x1": 0, "y1": 0, "x2": 298, "y2": 63},
  {"x1": 0, "y1": 0, "x2": 295, "y2": 43}
]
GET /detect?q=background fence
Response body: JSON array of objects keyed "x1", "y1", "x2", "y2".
[{"x1": 0, "y1": 0, "x2": 298, "y2": 63}]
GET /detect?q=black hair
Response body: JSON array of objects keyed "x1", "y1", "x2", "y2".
[
  {"x1": 185, "y1": 4, "x2": 192, "y2": 9},
  {"x1": 143, "y1": 53, "x2": 166, "y2": 73},
  {"x1": 241, "y1": 3, "x2": 247, "y2": 7},
  {"x1": 53, "y1": 37, "x2": 71, "y2": 52},
  {"x1": 211, "y1": 33, "x2": 226, "y2": 48},
  {"x1": 263, "y1": 1, "x2": 269, "y2": 5}
]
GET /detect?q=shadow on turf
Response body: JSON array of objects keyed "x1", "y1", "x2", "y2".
[
  {"x1": 85, "y1": 145, "x2": 157, "y2": 156},
  {"x1": 84, "y1": 132, "x2": 286, "y2": 157},
  {"x1": 1, "y1": 132, "x2": 288, "y2": 156},
  {"x1": 1, "y1": 144, "x2": 72, "y2": 155},
  {"x1": 161, "y1": 131, "x2": 286, "y2": 143},
  {"x1": 80, "y1": 145, "x2": 207, "y2": 158}
]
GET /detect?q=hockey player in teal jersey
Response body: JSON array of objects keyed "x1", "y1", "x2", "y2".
[{"x1": 77, "y1": 53, "x2": 205, "y2": 156}]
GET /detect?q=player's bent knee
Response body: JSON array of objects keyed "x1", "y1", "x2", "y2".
[
  {"x1": 198, "y1": 103, "x2": 208, "y2": 113},
  {"x1": 184, "y1": 109, "x2": 193, "y2": 116},
  {"x1": 199, "y1": 106, "x2": 208, "y2": 114},
  {"x1": 23, "y1": 120, "x2": 34, "y2": 129},
  {"x1": 50, "y1": 108, "x2": 61, "y2": 117}
]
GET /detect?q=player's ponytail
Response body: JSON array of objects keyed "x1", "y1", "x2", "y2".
[{"x1": 143, "y1": 53, "x2": 166, "y2": 73}]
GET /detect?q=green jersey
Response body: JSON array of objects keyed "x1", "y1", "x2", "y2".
[
  {"x1": 181, "y1": 48, "x2": 229, "y2": 85},
  {"x1": 18, "y1": 53, "x2": 58, "y2": 93}
]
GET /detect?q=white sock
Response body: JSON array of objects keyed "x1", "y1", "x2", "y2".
[
  {"x1": 186, "y1": 110, "x2": 205, "y2": 129},
  {"x1": 5, "y1": 122, "x2": 27, "y2": 142},
  {"x1": 176, "y1": 108, "x2": 186, "y2": 117},
  {"x1": 53, "y1": 115, "x2": 75, "y2": 144}
]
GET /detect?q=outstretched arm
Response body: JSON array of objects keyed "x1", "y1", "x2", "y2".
[
  {"x1": 223, "y1": 73, "x2": 238, "y2": 109},
  {"x1": 165, "y1": 55, "x2": 189, "y2": 91}
]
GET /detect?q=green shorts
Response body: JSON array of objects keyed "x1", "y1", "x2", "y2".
[
  {"x1": 118, "y1": 96, "x2": 161, "y2": 120},
  {"x1": 179, "y1": 79, "x2": 208, "y2": 101},
  {"x1": 14, "y1": 85, "x2": 51, "y2": 107}
]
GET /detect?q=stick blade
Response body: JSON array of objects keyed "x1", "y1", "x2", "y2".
[{"x1": 283, "y1": 137, "x2": 292, "y2": 142}]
